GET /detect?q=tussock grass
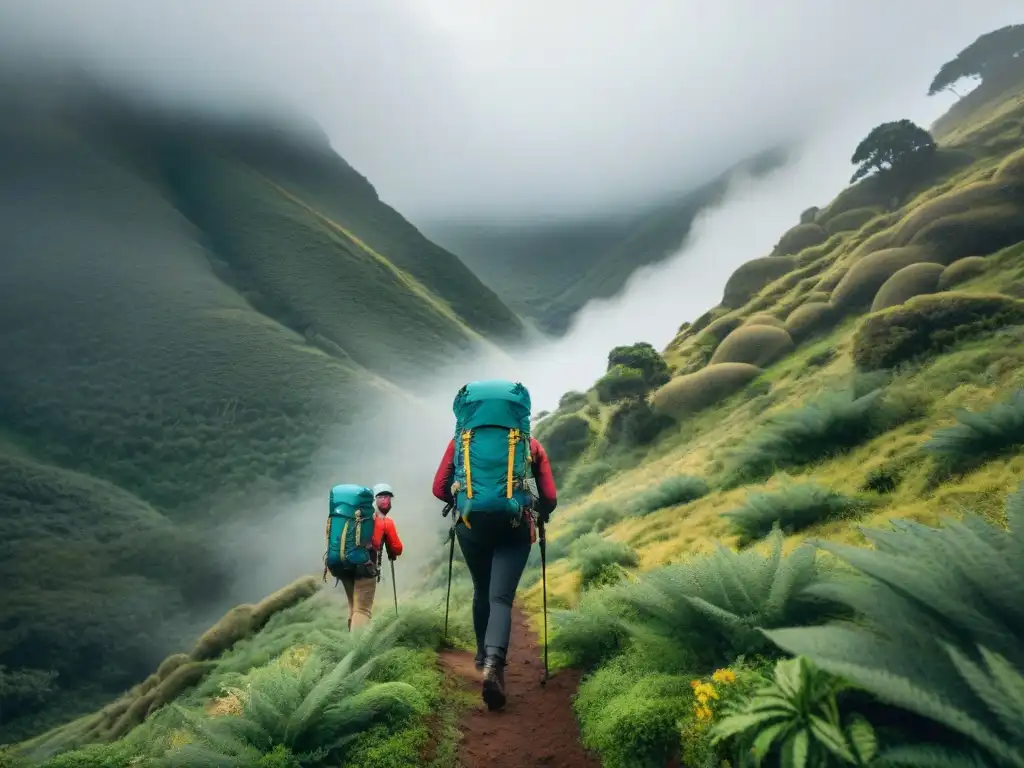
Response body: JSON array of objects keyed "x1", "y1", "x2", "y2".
[
  {"x1": 570, "y1": 533, "x2": 639, "y2": 590},
  {"x1": 629, "y1": 475, "x2": 710, "y2": 518},
  {"x1": 722, "y1": 483, "x2": 874, "y2": 546},
  {"x1": 924, "y1": 388, "x2": 1024, "y2": 476},
  {"x1": 721, "y1": 381, "x2": 923, "y2": 487}
]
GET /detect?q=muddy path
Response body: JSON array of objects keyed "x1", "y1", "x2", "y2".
[{"x1": 438, "y1": 608, "x2": 602, "y2": 767}]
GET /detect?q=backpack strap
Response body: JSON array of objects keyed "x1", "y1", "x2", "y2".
[
  {"x1": 506, "y1": 428, "x2": 521, "y2": 499},
  {"x1": 460, "y1": 429, "x2": 474, "y2": 499}
]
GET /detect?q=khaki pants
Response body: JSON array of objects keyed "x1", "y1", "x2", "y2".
[{"x1": 339, "y1": 574, "x2": 377, "y2": 630}]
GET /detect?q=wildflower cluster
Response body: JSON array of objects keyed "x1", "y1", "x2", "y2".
[{"x1": 690, "y1": 668, "x2": 737, "y2": 721}]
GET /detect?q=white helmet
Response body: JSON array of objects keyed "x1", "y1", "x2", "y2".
[{"x1": 372, "y1": 483, "x2": 394, "y2": 498}]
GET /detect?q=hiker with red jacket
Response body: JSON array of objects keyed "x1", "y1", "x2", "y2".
[
  {"x1": 323, "y1": 483, "x2": 403, "y2": 631},
  {"x1": 432, "y1": 379, "x2": 558, "y2": 711}
]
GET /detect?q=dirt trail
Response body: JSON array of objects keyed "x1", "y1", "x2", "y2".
[{"x1": 438, "y1": 608, "x2": 602, "y2": 767}]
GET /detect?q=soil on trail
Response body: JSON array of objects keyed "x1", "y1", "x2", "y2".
[{"x1": 438, "y1": 608, "x2": 602, "y2": 768}]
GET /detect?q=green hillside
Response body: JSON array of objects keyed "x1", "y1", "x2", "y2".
[
  {"x1": 6, "y1": 24, "x2": 1024, "y2": 768},
  {"x1": 424, "y1": 147, "x2": 787, "y2": 334},
  {"x1": 0, "y1": 79, "x2": 524, "y2": 742}
]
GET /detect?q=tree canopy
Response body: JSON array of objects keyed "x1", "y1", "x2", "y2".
[
  {"x1": 850, "y1": 120, "x2": 936, "y2": 184},
  {"x1": 929, "y1": 24, "x2": 1024, "y2": 97}
]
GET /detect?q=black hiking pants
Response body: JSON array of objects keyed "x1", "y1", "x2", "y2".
[{"x1": 456, "y1": 514, "x2": 532, "y2": 664}]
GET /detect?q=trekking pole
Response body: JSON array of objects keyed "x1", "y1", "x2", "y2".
[
  {"x1": 539, "y1": 516, "x2": 550, "y2": 686},
  {"x1": 390, "y1": 559, "x2": 399, "y2": 616},
  {"x1": 441, "y1": 502, "x2": 456, "y2": 645}
]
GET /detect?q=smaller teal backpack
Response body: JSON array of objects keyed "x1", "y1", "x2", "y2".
[
  {"x1": 451, "y1": 379, "x2": 533, "y2": 526},
  {"x1": 324, "y1": 484, "x2": 377, "y2": 579}
]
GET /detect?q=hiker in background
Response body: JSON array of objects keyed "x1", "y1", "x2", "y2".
[
  {"x1": 322, "y1": 484, "x2": 404, "y2": 630},
  {"x1": 371, "y1": 483, "x2": 403, "y2": 578},
  {"x1": 431, "y1": 379, "x2": 557, "y2": 711}
]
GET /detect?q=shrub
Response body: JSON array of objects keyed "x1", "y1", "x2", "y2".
[
  {"x1": 869, "y1": 262, "x2": 944, "y2": 312},
  {"x1": 890, "y1": 180, "x2": 1021, "y2": 245},
  {"x1": 548, "y1": 502, "x2": 628, "y2": 560},
  {"x1": 994, "y1": 146, "x2": 1024, "y2": 182},
  {"x1": 557, "y1": 390, "x2": 588, "y2": 413},
  {"x1": 830, "y1": 246, "x2": 942, "y2": 310},
  {"x1": 552, "y1": 530, "x2": 834, "y2": 673},
  {"x1": 629, "y1": 475, "x2": 710, "y2": 518},
  {"x1": 801, "y1": 290, "x2": 831, "y2": 304},
  {"x1": 852, "y1": 292, "x2": 1024, "y2": 370},
  {"x1": 824, "y1": 206, "x2": 881, "y2": 235},
  {"x1": 741, "y1": 312, "x2": 785, "y2": 329},
  {"x1": 605, "y1": 399, "x2": 672, "y2": 447},
  {"x1": 695, "y1": 314, "x2": 744, "y2": 347},
  {"x1": 606, "y1": 342, "x2": 671, "y2": 388},
  {"x1": 765, "y1": 486, "x2": 1024, "y2": 767},
  {"x1": 191, "y1": 605, "x2": 257, "y2": 662},
  {"x1": 722, "y1": 384, "x2": 919, "y2": 486},
  {"x1": 566, "y1": 459, "x2": 616, "y2": 497},
  {"x1": 574, "y1": 660, "x2": 692, "y2": 768},
  {"x1": 536, "y1": 413, "x2": 595, "y2": 464},
  {"x1": 911, "y1": 204, "x2": 1024, "y2": 264},
  {"x1": 814, "y1": 267, "x2": 847, "y2": 293},
  {"x1": 571, "y1": 534, "x2": 639, "y2": 590},
  {"x1": 154, "y1": 654, "x2": 190, "y2": 682},
  {"x1": 650, "y1": 364, "x2": 762, "y2": 418},
  {"x1": 800, "y1": 206, "x2": 820, "y2": 224},
  {"x1": 923, "y1": 389, "x2": 1024, "y2": 476},
  {"x1": 722, "y1": 483, "x2": 873, "y2": 546},
  {"x1": 784, "y1": 302, "x2": 835, "y2": 342},
  {"x1": 774, "y1": 223, "x2": 828, "y2": 256},
  {"x1": 721, "y1": 256, "x2": 798, "y2": 308},
  {"x1": 595, "y1": 365, "x2": 649, "y2": 403},
  {"x1": 709, "y1": 325, "x2": 795, "y2": 368},
  {"x1": 937, "y1": 256, "x2": 988, "y2": 289},
  {"x1": 251, "y1": 576, "x2": 320, "y2": 627}
]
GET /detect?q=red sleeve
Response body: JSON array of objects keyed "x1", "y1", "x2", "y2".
[
  {"x1": 432, "y1": 439, "x2": 457, "y2": 503},
  {"x1": 383, "y1": 517, "x2": 403, "y2": 558},
  {"x1": 530, "y1": 437, "x2": 558, "y2": 516}
]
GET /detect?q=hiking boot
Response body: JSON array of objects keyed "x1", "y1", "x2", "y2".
[
  {"x1": 474, "y1": 650, "x2": 485, "y2": 670},
  {"x1": 482, "y1": 657, "x2": 507, "y2": 711}
]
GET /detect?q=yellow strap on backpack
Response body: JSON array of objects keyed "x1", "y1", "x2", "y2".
[
  {"x1": 506, "y1": 428, "x2": 520, "y2": 499},
  {"x1": 461, "y1": 430, "x2": 474, "y2": 499}
]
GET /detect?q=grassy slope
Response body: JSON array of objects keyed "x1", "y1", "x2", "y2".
[
  {"x1": 0, "y1": 84, "x2": 522, "y2": 743},
  {"x1": 426, "y1": 147, "x2": 788, "y2": 334}
]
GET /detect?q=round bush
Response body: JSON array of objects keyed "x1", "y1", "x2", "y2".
[
  {"x1": 814, "y1": 268, "x2": 846, "y2": 293},
  {"x1": 606, "y1": 399, "x2": 672, "y2": 447},
  {"x1": 800, "y1": 206, "x2": 820, "y2": 224},
  {"x1": 891, "y1": 181, "x2": 1019, "y2": 245},
  {"x1": 722, "y1": 256, "x2": 798, "y2": 308},
  {"x1": 995, "y1": 147, "x2": 1024, "y2": 182},
  {"x1": 742, "y1": 312, "x2": 786, "y2": 329},
  {"x1": 938, "y1": 256, "x2": 988, "y2": 290},
  {"x1": 710, "y1": 325, "x2": 795, "y2": 367},
  {"x1": 830, "y1": 246, "x2": 940, "y2": 310},
  {"x1": 785, "y1": 302, "x2": 836, "y2": 342},
  {"x1": 558, "y1": 390, "x2": 589, "y2": 412},
  {"x1": 774, "y1": 223, "x2": 828, "y2": 256},
  {"x1": 651, "y1": 363, "x2": 763, "y2": 418},
  {"x1": 696, "y1": 314, "x2": 744, "y2": 346},
  {"x1": 870, "y1": 262, "x2": 945, "y2": 312},
  {"x1": 910, "y1": 205, "x2": 1024, "y2": 264},
  {"x1": 801, "y1": 291, "x2": 831, "y2": 305},
  {"x1": 595, "y1": 365, "x2": 649, "y2": 403},
  {"x1": 538, "y1": 413, "x2": 595, "y2": 463},
  {"x1": 606, "y1": 342, "x2": 671, "y2": 388},
  {"x1": 824, "y1": 206, "x2": 881, "y2": 236},
  {"x1": 852, "y1": 292, "x2": 1024, "y2": 370}
]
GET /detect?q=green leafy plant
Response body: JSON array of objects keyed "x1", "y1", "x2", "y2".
[
  {"x1": 606, "y1": 342, "x2": 672, "y2": 389},
  {"x1": 766, "y1": 484, "x2": 1024, "y2": 767},
  {"x1": 630, "y1": 475, "x2": 710, "y2": 517},
  {"x1": 711, "y1": 656, "x2": 879, "y2": 767},
  {"x1": 570, "y1": 533, "x2": 639, "y2": 590},
  {"x1": 595, "y1": 365, "x2": 650, "y2": 403},
  {"x1": 723, "y1": 483, "x2": 873, "y2": 546},
  {"x1": 551, "y1": 531, "x2": 836, "y2": 672},
  {"x1": 923, "y1": 388, "x2": 1024, "y2": 476}
]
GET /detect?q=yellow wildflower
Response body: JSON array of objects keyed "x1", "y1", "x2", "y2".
[
  {"x1": 694, "y1": 704, "x2": 714, "y2": 721},
  {"x1": 712, "y1": 668, "x2": 737, "y2": 684}
]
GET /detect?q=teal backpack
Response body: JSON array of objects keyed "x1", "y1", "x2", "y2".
[
  {"x1": 324, "y1": 484, "x2": 378, "y2": 579},
  {"x1": 451, "y1": 379, "x2": 533, "y2": 525}
]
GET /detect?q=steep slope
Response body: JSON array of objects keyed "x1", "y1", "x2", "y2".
[
  {"x1": 425, "y1": 147, "x2": 788, "y2": 334},
  {"x1": 0, "y1": 79, "x2": 523, "y2": 742}
]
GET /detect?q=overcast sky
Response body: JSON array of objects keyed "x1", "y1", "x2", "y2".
[{"x1": 1, "y1": 1, "x2": 1020, "y2": 221}]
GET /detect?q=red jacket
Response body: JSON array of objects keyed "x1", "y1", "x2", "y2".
[
  {"x1": 431, "y1": 436, "x2": 558, "y2": 516},
  {"x1": 372, "y1": 515, "x2": 403, "y2": 559}
]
